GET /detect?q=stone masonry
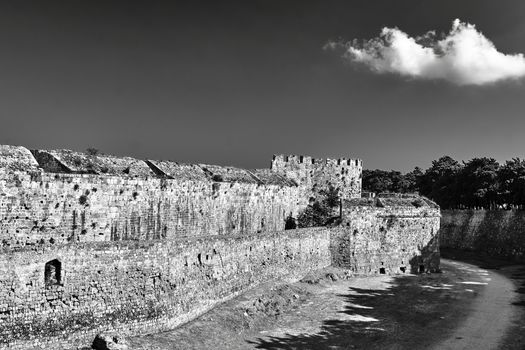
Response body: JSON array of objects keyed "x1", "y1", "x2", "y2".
[
  {"x1": 0, "y1": 145, "x2": 439, "y2": 349},
  {"x1": 271, "y1": 154, "x2": 362, "y2": 200}
]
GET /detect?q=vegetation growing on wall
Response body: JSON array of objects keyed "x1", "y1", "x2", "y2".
[{"x1": 297, "y1": 185, "x2": 340, "y2": 228}]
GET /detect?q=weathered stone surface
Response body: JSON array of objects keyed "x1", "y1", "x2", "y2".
[
  {"x1": 146, "y1": 160, "x2": 209, "y2": 181},
  {"x1": 200, "y1": 164, "x2": 260, "y2": 184},
  {"x1": 0, "y1": 172, "x2": 302, "y2": 248},
  {"x1": 0, "y1": 145, "x2": 40, "y2": 172},
  {"x1": 250, "y1": 169, "x2": 297, "y2": 187},
  {"x1": 32, "y1": 149, "x2": 154, "y2": 177},
  {"x1": 92, "y1": 333, "x2": 129, "y2": 350},
  {"x1": 331, "y1": 196, "x2": 441, "y2": 274},
  {"x1": 0, "y1": 144, "x2": 439, "y2": 350},
  {"x1": 440, "y1": 209, "x2": 525, "y2": 261},
  {"x1": 0, "y1": 228, "x2": 331, "y2": 349},
  {"x1": 271, "y1": 154, "x2": 362, "y2": 200}
]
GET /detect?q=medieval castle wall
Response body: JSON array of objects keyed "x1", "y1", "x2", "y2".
[
  {"x1": 0, "y1": 148, "x2": 304, "y2": 249},
  {"x1": 440, "y1": 209, "x2": 525, "y2": 261},
  {"x1": 1, "y1": 229, "x2": 331, "y2": 350},
  {"x1": 331, "y1": 197, "x2": 440, "y2": 275},
  {"x1": 0, "y1": 145, "x2": 439, "y2": 349},
  {"x1": 0, "y1": 172, "x2": 302, "y2": 248},
  {"x1": 271, "y1": 154, "x2": 362, "y2": 200}
]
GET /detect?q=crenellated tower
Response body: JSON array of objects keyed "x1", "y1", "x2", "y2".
[{"x1": 271, "y1": 154, "x2": 362, "y2": 200}]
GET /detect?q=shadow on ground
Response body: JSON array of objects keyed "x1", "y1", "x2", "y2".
[
  {"x1": 130, "y1": 253, "x2": 525, "y2": 350},
  {"x1": 441, "y1": 248, "x2": 525, "y2": 308},
  {"x1": 249, "y1": 270, "x2": 474, "y2": 350},
  {"x1": 441, "y1": 248, "x2": 525, "y2": 350}
]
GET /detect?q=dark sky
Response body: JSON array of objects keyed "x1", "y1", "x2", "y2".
[{"x1": 1, "y1": 1, "x2": 525, "y2": 171}]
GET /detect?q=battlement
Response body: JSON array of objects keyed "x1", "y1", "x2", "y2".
[
  {"x1": 0, "y1": 144, "x2": 439, "y2": 350},
  {"x1": 272, "y1": 154, "x2": 362, "y2": 167},
  {"x1": 271, "y1": 154, "x2": 363, "y2": 199}
]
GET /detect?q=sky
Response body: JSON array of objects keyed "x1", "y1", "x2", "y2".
[{"x1": 1, "y1": 1, "x2": 525, "y2": 172}]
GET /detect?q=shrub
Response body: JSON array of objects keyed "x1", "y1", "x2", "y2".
[
  {"x1": 297, "y1": 201, "x2": 331, "y2": 228},
  {"x1": 297, "y1": 185, "x2": 341, "y2": 228},
  {"x1": 284, "y1": 214, "x2": 297, "y2": 230},
  {"x1": 86, "y1": 148, "x2": 100, "y2": 156}
]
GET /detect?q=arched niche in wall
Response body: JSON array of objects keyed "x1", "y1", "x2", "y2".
[{"x1": 44, "y1": 259, "x2": 62, "y2": 287}]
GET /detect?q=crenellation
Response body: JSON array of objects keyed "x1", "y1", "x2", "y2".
[
  {"x1": 271, "y1": 153, "x2": 362, "y2": 200},
  {"x1": 0, "y1": 145, "x2": 438, "y2": 349}
]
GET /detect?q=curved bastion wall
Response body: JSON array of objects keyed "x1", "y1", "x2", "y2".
[
  {"x1": 0, "y1": 145, "x2": 440, "y2": 349},
  {"x1": 440, "y1": 209, "x2": 525, "y2": 261},
  {"x1": 333, "y1": 196, "x2": 441, "y2": 275},
  {"x1": 271, "y1": 154, "x2": 363, "y2": 200}
]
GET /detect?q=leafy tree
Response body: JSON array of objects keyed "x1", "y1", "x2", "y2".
[
  {"x1": 86, "y1": 147, "x2": 101, "y2": 156},
  {"x1": 457, "y1": 157, "x2": 500, "y2": 209},
  {"x1": 498, "y1": 158, "x2": 525, "y2": 207},
  {"x1": 361, "y1": 155, "x2": 525, "y2": 209},
  {"x1": 362, "y1": 169, "x2": 420, "y2": 194},
  {"x1": 362, "y1": 169, "x2": 394, "y2": 193},
  {"x1": 297, "y1": 185, "x2": 340, "y2": 228},
  {"x1": 419, "y1": 156, "x2": 462, "y2": 209},
  {"x1": 297, "y1": 201, "x2": 331, "y2": 228},
  {"x1": 403, "y1": 167, "x2": 423, "y2": 193},
  {"x1": 319, "y1": 184, "x2": 340, "y2": 208}
]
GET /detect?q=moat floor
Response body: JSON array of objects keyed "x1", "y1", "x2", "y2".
[{"x1": 129, "y1": 258, "x2": 525, "y2": 350}]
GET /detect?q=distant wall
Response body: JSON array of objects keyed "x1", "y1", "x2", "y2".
[
  {"x1": 0, "y1": 228, "x2": 331, "y2": 350},
  {"x1": 331, "y1": 204, "x2": 441, "y2": 274},
  {"x1": 440, "y1": 210, "x2": 525, "y2": 261}
]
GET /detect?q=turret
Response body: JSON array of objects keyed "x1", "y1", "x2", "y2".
[{"x1": 271, "y1": 154, "x2": 362, "y2": 199}]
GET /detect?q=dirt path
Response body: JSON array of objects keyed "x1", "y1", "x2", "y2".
[
  {"x1": 433, "y1": 260, "x2": 519, "y2": 350},
  {"x1": 130, "y1": 259, "x2": 525, "y2": 350}
]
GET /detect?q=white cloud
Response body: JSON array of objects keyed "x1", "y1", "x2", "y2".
[{"x1": 327, "y1": 19, "x2": 525, "y2": 85}]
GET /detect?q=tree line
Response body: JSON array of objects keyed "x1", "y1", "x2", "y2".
[{"x1": 363, "y1": 156, "x2": 525, "y2": 209}]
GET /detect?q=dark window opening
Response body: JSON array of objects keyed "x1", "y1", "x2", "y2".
[
  {"x1": 400, "y1": 267, "x2": 406, "y2": 273},
  {"x1": 45, "y1": 259, "x2": 62, "y2": 287},
  {"x1": 379, "y1": 267, "x2": 386, "y2": 274},
  {"x1": 419, "y1": 265, "x2": 425, "y2": 273}
]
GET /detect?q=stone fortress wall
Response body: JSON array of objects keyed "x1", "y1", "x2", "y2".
[
  {"x1": 0, "y1": 145, "x2": 439, "y2": 349},
  {"x1": 333, "y1": 196, "x2": 441, "y2": 275},
  {"x1": 440, "y1": 209, "x2": 525, "y2": 261},
  {"x1": 271, "y1": 154, "x2": 362, "y2": 200}
]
